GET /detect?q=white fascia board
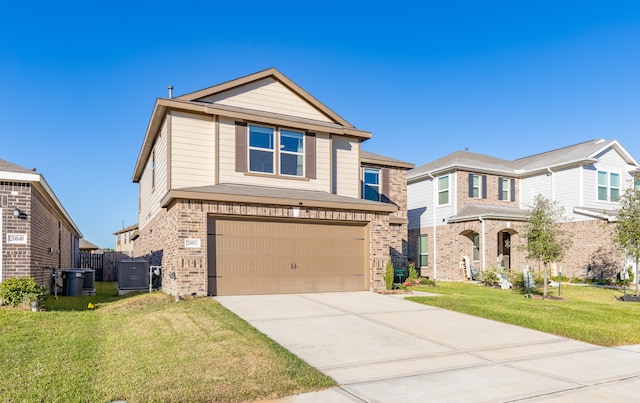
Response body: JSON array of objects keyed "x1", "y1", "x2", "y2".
[{"x1": 1, "y1": 170, "x2": 82, "y2": 236}]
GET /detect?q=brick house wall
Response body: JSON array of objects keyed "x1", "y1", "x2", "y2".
[
  {"x1": 1, "y1": 181, "x2": 79, "y2": 289},
  {"x1": 410, "y1": 218, "x2": 624, "y2": 282},
  {"x1": 456, "y1": 170, "x2": 519, "y2": 208},
  {"x1": 134, "y1": 201, "x2": 391, "y2": 296}
]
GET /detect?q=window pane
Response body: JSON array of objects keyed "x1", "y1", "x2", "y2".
[
  {"x1": 249, "y1": 149, "x2": 273, "y2": 173},
  {"x1": 598, "y1": 186, "x2": 608, "y2": 201},
  {"x1": 438, "y1": 176, "x2": 449, "y2": 191},
  {"x1": 611, "y1": 188, "x2": 620, "y2": 202},
  {"x1": 280, "y1": 130, "x2": 303, "y2": 153},
  {"x1": 280, "y1": 153, "x2": 303, "y2": 176},
  {"x1": 364, "y1": 185, "x2": 380, "y2": 201},
  {"x1": 419, "y1": 235, "x2": 428, "y2": 251},
  {"x1": 364, "y1": 169, "x2": 379, "y2": 185},
  {"x1": 249, "y1": 126, "x2": 274, "y2": 149},
  {"x1": 472, "y1": 175, "x2": 480, "y2": 198},
  {"x1": 610, "y1": 173, "x2": 620, "y2": 187},
  {"x1": 438, "y1": 190, "x2": 449, "y2": 205},
  {"x1": 419, "y1": 255, "x2": 429, "y2": 267},
  {"x1": 598, "y1": 171, "x2": 608, "y2": 186}
]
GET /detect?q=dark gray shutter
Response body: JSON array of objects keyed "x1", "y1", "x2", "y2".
[
  {"x1": 235, "y1": 122, "x2": 247, "y2": 172},
  {"x1": 498, "y1": 177, "x2": 503, "y2": 200},
  {"x1": 468, "y1": 173, "x2": 474, "y2": 197},
  {"x1": 305, "y1": 132, "x2": 316, "y2": 179},
  {"x1": 381, "y1": 168, "x2": 390, "y2": 202},
  {"x1": 482, "y1": 175, "x2": 487, "y2": 199},
  {"x1": 510, "y1": 178, "x2": 516, "y2": 202}
]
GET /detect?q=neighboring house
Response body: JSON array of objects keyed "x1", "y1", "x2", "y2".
[
  {"x1": 0, "y1": 159, "x2": 82, "y2": 288},
  {"x1": 79, "y1": 238, "x2": 99, "y2": 252},
  {"x1": 408, "y1": 139, "x2": 640, "y2": 281},
  {"x1": 132, "y1": 68, "x2": 412, "y2": 296},
  {"x1": 113, "y1": 223, "x2": 137, "y2": 256}
]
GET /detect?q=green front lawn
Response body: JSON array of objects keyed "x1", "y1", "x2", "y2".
[
  {"x1": 0, "y1": 283, "x2": 333, "y2": 402},
  {"x1": 408, "y1": 281, "x2": 640, "y2": 347}
]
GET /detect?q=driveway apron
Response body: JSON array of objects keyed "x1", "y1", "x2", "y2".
[{"x1": 215, "y1": 292, "x2": 640, "y2": 402}]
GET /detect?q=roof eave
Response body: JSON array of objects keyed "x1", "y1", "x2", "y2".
[{"x1": 160, "y1": 189, "x2": 398, "y2": 213}]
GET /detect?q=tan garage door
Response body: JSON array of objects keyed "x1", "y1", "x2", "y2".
[{"x1": 207, "y1": 216, "x2": 368, "y2": 296}]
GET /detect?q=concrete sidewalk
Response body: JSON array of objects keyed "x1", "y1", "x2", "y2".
[{"x1": 215, "y1": 292, "x2": 640, "y2": 402}]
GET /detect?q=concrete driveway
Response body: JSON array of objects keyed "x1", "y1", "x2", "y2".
[{"x1": 215, "y1": 291, "x2": 640, "y2": 402}]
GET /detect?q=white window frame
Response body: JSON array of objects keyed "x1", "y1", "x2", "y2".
[
  {"x1": 500, "y1": 178, "x2": 510, "y2": 201},
  {"x1": 418, "y1": 234, "x2": 428, "y2": 268},
  {"x1": 279, "y1": 129, "x2": 305, "y2": 177},
  {"x1": 597, "y1": 170, "x2": 620, "y2": 202},
  {"x1": 471, "y1": 174, "x2": 481, "y2": 198},
  {"x1": 438, "y1": 175, "x2": 450, "y2": 205},
  {"x1": 248, "y1": 125, "x2": 305, "y2": 177},
  {"x1": 362, "y1": 168, "x2": 381, "y2": 201}
]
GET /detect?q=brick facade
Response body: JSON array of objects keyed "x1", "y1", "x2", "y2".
[
  {"x1": 134, "y1": 200, "x2": 392, "y2": 296},
  {"x1": 1, "y1": 181, "x2": 79, "y2": 289},
  {"x1": 410, "y1": 218, "x2": 624, "y2": 281}
]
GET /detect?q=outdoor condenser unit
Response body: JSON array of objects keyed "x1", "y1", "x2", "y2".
[{"x1": 118, "y1": 260, "x2": 150, "y2": 295}]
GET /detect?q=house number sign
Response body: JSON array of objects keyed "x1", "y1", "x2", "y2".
[
  {"x1": 7, "y1": 234, "x2": 28, "y2": 244},
  {"x1": 184, "y1": 238, "x2": 201, "y2": 248}
]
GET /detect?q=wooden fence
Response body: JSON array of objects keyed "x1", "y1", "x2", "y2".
[{"x1": 79, "y1": 251, "x2": 131, "y2": 281}]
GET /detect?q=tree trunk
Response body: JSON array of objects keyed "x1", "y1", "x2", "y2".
[
  {"x1": 543, "y1": 262, "x2": 548, "y2": 297},
  {"x1": 625, "y1": 255, "x2": 640, "y2": 297}
]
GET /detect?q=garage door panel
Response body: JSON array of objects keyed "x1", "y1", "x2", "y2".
[{"x1": 208, "y1": 217, "x2": 367, "y2": 295}]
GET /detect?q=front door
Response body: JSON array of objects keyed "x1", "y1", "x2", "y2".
[{"x1": 498, "y1": 231, "x2": 511, "y2": 268}]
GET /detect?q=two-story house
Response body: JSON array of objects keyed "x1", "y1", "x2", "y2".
[
  {"x1": 113, "y1": 223, "x2": 137, "y2": 256},
  {"x1": 132, "y1": 68, "x2": 412, "y2": 297},
  {"x1": 408, "y1": 139, "x2": 640, "y2": 281}
]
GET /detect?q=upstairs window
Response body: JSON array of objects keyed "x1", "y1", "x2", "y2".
[
  {"x1": 248, "y1": 125, "x2": 305, "y2": 177},
  {"x1": 249, "y1": 125, "x2": 275, "y2": 174},
  {"x1": 598, "y1": 171, "x2": 620, "y2": 202},
  {"x1": 363, "y1": 168, "x2": 381, "y2": 201},
  {"x1": 498, "y1": 177, "x2": 516, "y2": 202},
  {"x1": 469, "y1": 174, "x2": 487, "y2": 199},
  {"x1": 280, "y1": 129, "x2": 304, "y2": 176},
  {"x1": 438, "y1": 175, "x2": 449, "y2": 205}
]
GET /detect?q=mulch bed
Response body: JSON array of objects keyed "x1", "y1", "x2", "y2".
[
  {"x1": 375, "y1": 289, "x2": 414, "y2": 295},
  {"x1": 524, "y1": 294, "x2": 566, "y2": 301},
  {"x1": 619, "y1": 295, "x2": 640, "y2": 302}
]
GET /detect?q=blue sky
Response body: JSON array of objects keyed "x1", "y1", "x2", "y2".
[{"x1": 2, "y1": 1, "x2": 640, "y2": 248}]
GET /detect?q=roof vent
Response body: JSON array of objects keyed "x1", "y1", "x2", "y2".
[{"x1": 168, "y1": 85, "x2": 173, "y2": 99}]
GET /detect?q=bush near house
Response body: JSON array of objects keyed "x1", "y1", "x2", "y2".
[{"x1": 0, "y1": 277, "x2": 47, "y2": 307}]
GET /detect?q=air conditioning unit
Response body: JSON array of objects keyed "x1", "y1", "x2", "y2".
[{"x1": 118, "y1": 260, "x2": 150, "y2": 295}]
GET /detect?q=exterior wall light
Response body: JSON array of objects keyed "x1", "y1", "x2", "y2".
[{"x1": 13, "y1": 207, "x2": 27, "y2": 219}]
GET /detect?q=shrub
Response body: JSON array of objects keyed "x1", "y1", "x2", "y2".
[
  {"x1": 407, "y1": 263, "x2": 419, "y2": 281},
  {"x1": 478, "y1": 270, "x2": 500, "y2": 287},
  {"x1": 0, "y1": 277, "x2": 47, "y2": 307},
  {"x1": 384, "y1": 261, "x2": 394, "y2": 290}
]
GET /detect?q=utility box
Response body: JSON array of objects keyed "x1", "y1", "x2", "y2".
[
  {"x1": 118, "y1": 260, "x2": 150, "y2": 295},
  {"x1": 62, "y1": 269, "x2": 85, "y2": 297},
  {"x1": 81, "y1": 269, "x2": 96, "y2": 295}
]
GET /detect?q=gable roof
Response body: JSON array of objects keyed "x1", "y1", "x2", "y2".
[
  {"x1": 360, "y1": 150, "x2": 415, "y2": 169},
  {"x1": 0, "y1": 158, "x2": 82, "y2": 237},
  {"x1": 177, "y1": 67, "x2": 353, "y2": 128},
  {"x1": 409, "y1": 138, "x2": 640, "y2": 181},
  {"x1": 133, "y1": 68, "x2": 372, "y2": 182}
]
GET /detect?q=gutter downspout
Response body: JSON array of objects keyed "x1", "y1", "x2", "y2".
[
  {"x1": 428, "y1": 173, "x2": 437, "y2": 279},
  {"x1": 479, "y1": 215, "x2": 486, "y2": 271},
  {"x1": 547, "y1": 167, "x2": 555, "y2": 201}
]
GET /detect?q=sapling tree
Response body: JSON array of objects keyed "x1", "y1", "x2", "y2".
[
  {"x1": 521, "y1": 194, "x2": 573, "y2": 297},
  {"x1": 613, "y1": 188, "x2": 640, "y2": 297}
]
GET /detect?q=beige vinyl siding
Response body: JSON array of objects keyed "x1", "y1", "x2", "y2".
[
  {"x1": 217, "y1": 118, "x2": 330, "y2": 192},
  {"x1": 198, "y1": 77, "x2": 333, "y2": 123},
  {"x1": 332, "y1": 135, "x2": 360, "y2": 198},
  {"x1": 170, "y1": 111, "x2": 215, "y2": 189},
  {"x1": 139, "y1": 118, "x2": 168, "y2": 229}
]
